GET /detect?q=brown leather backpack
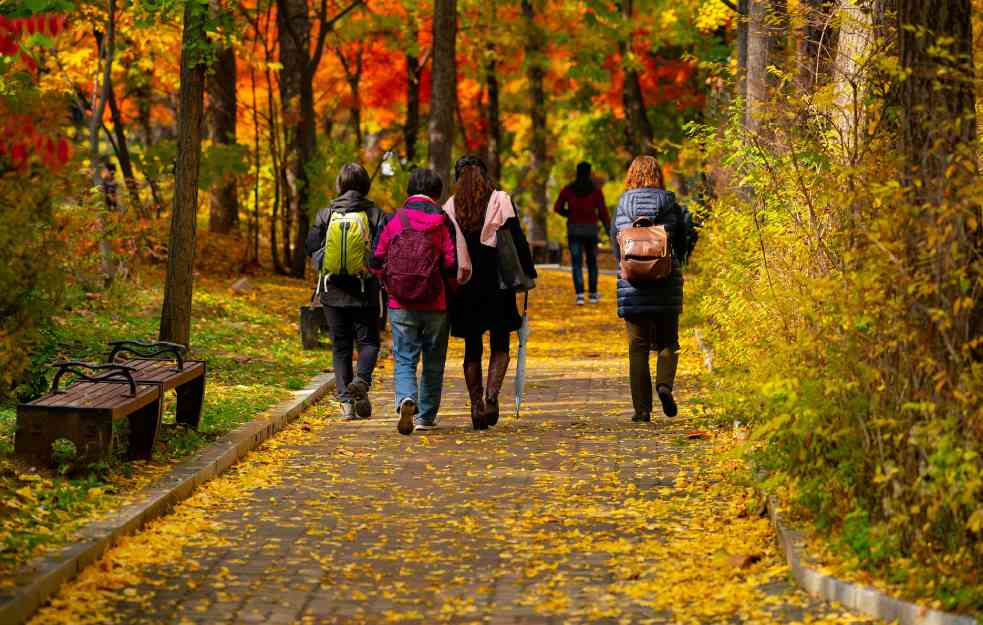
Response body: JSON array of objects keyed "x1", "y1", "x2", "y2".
[{"x1": 616, "y1": 217, "x2": 672, "y2": 282}]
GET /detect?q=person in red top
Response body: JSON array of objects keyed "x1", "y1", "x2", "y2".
[{"x1": 554, "y1": 162, "x2": 610, "y2": 305}]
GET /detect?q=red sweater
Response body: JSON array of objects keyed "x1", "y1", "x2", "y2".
[{"x1": 554, "y1": 186, "x2": 610, "y2": 227}]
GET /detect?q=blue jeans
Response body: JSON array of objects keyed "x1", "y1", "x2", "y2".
[
  {"x1": 389, "y1": 308, "x2": 450, "y2": 425},
  {"x1": 569, "y1": 234, "x2": 599, "y2": 295}
]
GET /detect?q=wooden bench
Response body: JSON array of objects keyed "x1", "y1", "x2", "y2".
[
  {"x1": 15, "y1": 362, "x2": 164, "y2": 465},
  {"x1": 105, "y1": 340, "x2": 206, "y2": 430}
]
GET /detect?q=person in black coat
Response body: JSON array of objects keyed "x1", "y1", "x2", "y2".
[
  {"x1": 447, "y1": 155, "x2": 536, "y2": 430},
  {"x1": 304, "y1": 163, "x2": 385, "y2": 421},
  {"x1": 611, "y1": 156, "x2": 687, "y2": 422}
]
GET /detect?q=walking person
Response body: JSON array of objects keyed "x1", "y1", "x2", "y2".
[
  {"x1": 305, "y1": 163, "x2": 385, "y2": 421},
  {"x1": 611, "y1": 156, "x2": 689, "y2": 422},
  {"x1": 554, "y1": 162, "x2": 610, "y2": 305},
  {"x1": 444, "y1": 155, "x2": 537, "y2": 430},
  {"x1": 372, "y1": 168, "x2": 458, "y2": 435}
]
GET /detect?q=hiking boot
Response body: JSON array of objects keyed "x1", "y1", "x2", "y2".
[
  {"x1": 340, "y1": 402, "x2": 358, "y2": 421},
  {"x1": 656, "y1": 386, "x2": 678, "y2": 418},
  {"x1": 631, "y1": 412, "x2": 651, "y2": 423},
  {"x1": 348, "y1": 377, "x2": 372, "y2": 419},
  {"x1": 589, "y1": 293, "x2": 600, "y2": 304},
  {"x1": 464, "y1": 361, "x2": 486, "y2": 431},
  {"x1": 483, "y1": 351, "x2": 510, "y2": 427},
  {"x1": 397, "y1": 397, "x2": 417, "y2": 435},
  {"x1": 576, "y1": 294, "x2": 585, "y2": 306}
]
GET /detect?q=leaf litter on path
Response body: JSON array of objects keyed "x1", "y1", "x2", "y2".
[{"x1": 27, "y1": 272, "x2": 880, "y2": 625}]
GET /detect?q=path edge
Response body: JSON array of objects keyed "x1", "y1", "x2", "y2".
[
  {"x1": 768, "y1": 497, "x2": 978, "y2": 625},
  {"x1": 0, "y1": 373, "x2": 335, "y2": 625}
]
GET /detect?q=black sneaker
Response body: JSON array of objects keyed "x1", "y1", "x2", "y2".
[
  {"x1": 397, "y1": 398, "x2": 416, "y2": 436},
  {"x1": 657, "y1": 388, "x2": 678, "y2": 417},
  {"x1": 631, "y1": 413, "x2": 651, "y2": 423},
  {"x1": 348, "y1": 378, "x2": 372, "y2": 419}
]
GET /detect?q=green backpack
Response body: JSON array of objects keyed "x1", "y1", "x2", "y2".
[{"x1": 322, "y1": 211, "x2": 371, "y2": 278}]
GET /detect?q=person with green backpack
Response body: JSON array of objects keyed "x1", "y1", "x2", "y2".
[{"x1": 305, "y1": 163, "x2": 385, "y2": 421}]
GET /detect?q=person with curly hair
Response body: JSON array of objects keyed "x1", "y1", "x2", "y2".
[
  {"x1": 611, "y1": 156, "x2": 689, "y2": 422},
  {"x1": 444, "y1": 155, "x2": 537, "y2": 430}
]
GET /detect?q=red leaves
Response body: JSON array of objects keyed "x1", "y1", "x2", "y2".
[
  {"x1": 0, "y1": 13, "x2": 71, "y2": 171},
  {"x1": 0, "y1": 111, "x2": 72, "y2": 172}
]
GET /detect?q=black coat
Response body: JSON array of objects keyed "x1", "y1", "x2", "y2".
[
  {"x1": 305, "y1": 190, "x2": 385, "y2": 309},
  {"x1": 611, "y1": 188, "x2": 685, "y2": 318},
  {"x1": 450, "y1": 216, "x2": 536, "y2": 338}
]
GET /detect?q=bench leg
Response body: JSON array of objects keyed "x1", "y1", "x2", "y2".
[
  {"x1": 175, "y1": 374, "x2": 205, "y2": 430},
  {"x1": 127, "y1": 398, "x2": 162, "y2": 461}
]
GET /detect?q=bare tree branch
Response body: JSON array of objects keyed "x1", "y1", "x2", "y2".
[
  {"x1": 719, "y1": 0, "x2": 742, "y2": 13},
  {"x1": 310, "y1": 0, "x2": 364, "y2": 75}
]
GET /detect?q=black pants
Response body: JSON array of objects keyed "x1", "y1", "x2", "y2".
[
  {"x1": 463, "y1": 330, "x2": 511, "y2": 364},
  {"x1": 625, "y1": 314, "x2": 680, "y2": 415},
  {"x1": 323, "y1": 305, "x2": 381, "y2": 402}
]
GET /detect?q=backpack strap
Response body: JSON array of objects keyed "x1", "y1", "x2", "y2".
[{"x1": 398, "y1": 208, "x2": 411, "y2": 231}]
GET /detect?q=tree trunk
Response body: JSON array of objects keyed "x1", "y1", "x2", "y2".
[
  {"x1": 522, "y1": 0, "x2": 548, "y2": 242},
  {"x1": 292, "y1": 73, "x2": 317, "y2": 276},
  {"x1": 746, "y1": 0, "x2": 787, "y2": 133},
  {"x1": 737, "y1": 0, "x2": 749, "y2": 102},
  {"x1": 405, "y1": 48, "x2": 420, "y2": 164},
  {"x1": 276, "y1": 0, "x2": 308, "y2": 275},
  {"x1": 106, "y1": 76, "x2": 145, "y2": 216},
  {"x1": 90, "y1": 4, "x2": 117, "y2": 286},
  {"x1": 831, "y1": 0, "x2": 873, "y2": 157},
  {"x1": 794, "y1": 0, "x2": 837, "y2": 93},
  {"x1": 428, "y1": 0, "x2": 457, "y2": 196},
  {"x1": 207, "y1": 41, "x2": 239, "y2": 235},
  {"x1": 159, "y1": 0, "x2": 208, "y2": 347},
  {"x1": 896, "y1": 0, "x2": 980, "y2": 363},
  {"x1": 336, "y1": 45, "x2": 364, "y2": 148},
  {"x1": 485, "y1": 47, "x2": 502, "y2": 182},
  {"x1": 620, "y1": 0, "x2": 654, "y2": 157}
]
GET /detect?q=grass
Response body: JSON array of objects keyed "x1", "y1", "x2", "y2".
[{"x1": 0, "y1": 267, "x2": 330, "y2": 583}]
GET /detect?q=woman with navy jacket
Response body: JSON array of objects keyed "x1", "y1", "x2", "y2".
[{"x1": 611, "y1": 156, "x2": 688, "y2": 423}]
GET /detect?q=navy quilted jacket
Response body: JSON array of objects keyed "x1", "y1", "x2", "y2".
[{"x1": 611, "y1": 188, "x2": 685, "y2": 318}]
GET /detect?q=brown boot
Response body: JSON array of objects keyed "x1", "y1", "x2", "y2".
[
  {"x1": 464, "y1": 361, "x2": 486, "y2": 430},
  {"x1": 483, "y1": 351, "x2": 510, "y2": 426}
]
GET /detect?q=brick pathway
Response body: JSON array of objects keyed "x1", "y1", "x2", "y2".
[{"x1": 28, "y1": 272, "x2": 875, "y2": 625}]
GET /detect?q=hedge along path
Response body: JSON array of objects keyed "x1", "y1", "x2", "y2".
[{"x1": 27, "y1": 272, "x2": 879, "y2": 625}]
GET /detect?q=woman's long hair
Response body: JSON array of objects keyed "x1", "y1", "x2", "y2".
[
  {"x1": 453, "y1": 156, "x2": 493, "y2": 233},
  {"x1": 570, "y1": 161, "x2": 595, "y2": 197},
  {"x1": 625, "y1": 156, "x2": 665, "y2": 190}
]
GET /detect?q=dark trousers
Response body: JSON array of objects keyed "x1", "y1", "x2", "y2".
[
  {"x1": 625, "y1": 314, "x2": 680, "y2": 416},
  {"x1": 463, "y1": 330, "x2": 511, "y2": 363},
  {"x1": 568, "y1": 235, "x2": 599, "y2": 295},
  {"x1": 323, "y1": 305, "x2": 381, "y2": 402}
]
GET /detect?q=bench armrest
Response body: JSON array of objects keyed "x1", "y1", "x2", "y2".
[
  {"x1": 51, "y1": 361, "x2": 139, "y2": 397},
  {"x1": 107, "y1": 340, "x2": 188, "y2": 371}
]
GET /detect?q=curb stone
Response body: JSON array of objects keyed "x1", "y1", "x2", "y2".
[
  {"x1": 0, "y1": 373, "x2": 335, "y2": 625},
  {"x1": 768, "y1": 498, "x2": 978, "y2": 625}
]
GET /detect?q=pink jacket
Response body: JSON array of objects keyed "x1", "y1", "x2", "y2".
[{"x1": 372, "y1": 196, "x2": 457, "y2": 311}]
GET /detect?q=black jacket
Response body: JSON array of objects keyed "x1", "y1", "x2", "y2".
[
  {"x1": 450, "y1": 213, "x2": 537, "y2": 339},
  {"x1": 611, "y1": 188, "x2": 685, "y2": 318},
  {"x1": 305, "y1": 190, "x2": 385, "y2": 309}
]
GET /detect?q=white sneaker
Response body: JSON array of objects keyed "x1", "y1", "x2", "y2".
[
  {"x1": 414, "y1": 422, "x2": 438, "y2": 431},
  {"x1": 589, "y1": 293, "x2": 600, "y2": 304},
  {"x1": 576, "y1": 294, "x2": 585, "y2": 306}
]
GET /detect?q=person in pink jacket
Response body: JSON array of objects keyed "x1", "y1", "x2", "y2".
[{"x1": 371, "y1": 168, "x2": 458, "y2": 435}]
